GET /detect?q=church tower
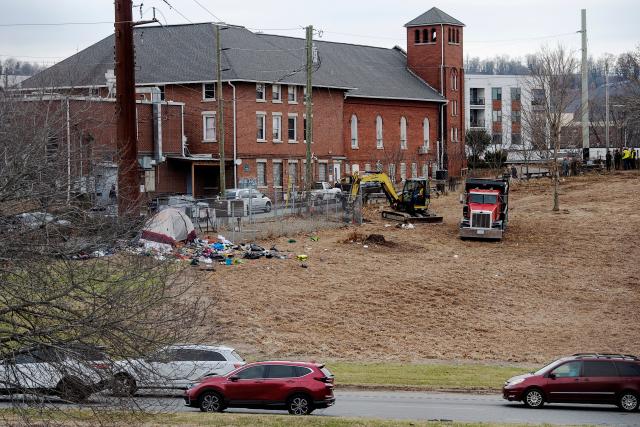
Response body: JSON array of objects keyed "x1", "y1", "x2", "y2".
[{"x1": 405, "y1": 7, "x2": 465, "y2": 175}]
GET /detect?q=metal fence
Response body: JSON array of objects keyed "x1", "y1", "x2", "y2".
[{"x1": 154, "y1": 191, "x2": 363, "y2": 242}]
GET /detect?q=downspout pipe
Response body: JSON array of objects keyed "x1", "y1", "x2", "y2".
[{"x1": 228, "y1": 81, "x2": 237, "y2": 188}]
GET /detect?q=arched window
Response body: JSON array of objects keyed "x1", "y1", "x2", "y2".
[
  {"x1": 400, "y1": 116, "x2": 408, "y2": 149},
  {"x1": 431, "y1": 28, "x2": 437, "y2": 42},
  {"x1": 451, "y1": 69, "x2": 457, "y2": 91},
  {"x1": 423, "y1": 118, "x2": 430, "y2": 151},
  {"x1": 376, "y1": 115, "x2": 383, "y2": 149},
  {"x1": 422, "y1": 29, "x2": 429, "y2": 43},
  {"x1": 350, "y1": 114, "x2": 358, "y2": 149},
  {"x1": 414, "y1": 30, "x2": 420, "y2": 44}
]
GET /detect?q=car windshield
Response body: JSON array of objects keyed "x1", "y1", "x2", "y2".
[
  {"x1": 533, "y1": 359, "x2": 566, "y2": 375},
  {"x1": 225, "y1": 191, "x2": 238, "y2": 199},
  {"x1": 231, "y1": 350, "x2": 245, "y2": 362},
  {"x1": 313, "y1": 183, "x2": 324, "y2": 190}
]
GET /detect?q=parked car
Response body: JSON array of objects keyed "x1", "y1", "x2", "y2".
[
  {"x1": 111, "y1": 345, "x2": 245, "y2": 396},
  {"x1": 224, "y1": 189, "x2": 272, "y2": 214},
  {"x1": 0, "y1": 344, "x2": 111, "y2": 402},
  {"x1": 310, "y1": 182, "x2": 341, "y2": 201},
  {"x1": 503, "y1": 353, "x2": 640, "y2": 411},
  {"x1": 184, "y1": 361, "x2": 335, "y2": 415}
]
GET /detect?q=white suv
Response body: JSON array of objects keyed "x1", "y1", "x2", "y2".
[
  {"x1": 111, "y1": 345, "x2": 245, "y2": 396},
  {"x1": 0, "y1": 344, "x2": 111, "y2": 402}
]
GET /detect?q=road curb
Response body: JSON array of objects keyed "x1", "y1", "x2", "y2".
[{"x1": 335, "y1": 384, "x2": 500, "y2": 394}]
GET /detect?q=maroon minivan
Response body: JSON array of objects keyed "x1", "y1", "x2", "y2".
[{"x1": 503, "y1": 353, "x2": 640, "y2": 411}]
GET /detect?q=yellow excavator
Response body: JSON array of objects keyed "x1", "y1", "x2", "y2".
[{"x1": 348, "y1": 172, "x2": 443, "y2": 223}]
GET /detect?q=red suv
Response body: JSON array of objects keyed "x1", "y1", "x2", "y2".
[
  {"x1": 184, "y1": 361, "x2": 335, "y2": 415},
  {"x1": 503, "y1": 353, "x2": 640, "y2": 411}
]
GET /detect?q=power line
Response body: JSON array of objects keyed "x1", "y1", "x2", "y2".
[
  {"x1": 159, "y1": 0, "x2": 194, "y2": 24},
  {"x1": 0, "y1": 21, "x2": 135, "y2": 27},
  {"x1": 190, "y1": 0, "x2": 223, "y2": 23}
]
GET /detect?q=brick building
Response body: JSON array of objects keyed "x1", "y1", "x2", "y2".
[{"x1": 22, "y1": 7, "x2": 466, "y2": 198}]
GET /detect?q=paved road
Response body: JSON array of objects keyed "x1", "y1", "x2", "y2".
[{"x1": 2, "y1": 390, "x2": 638, "y2": 426}]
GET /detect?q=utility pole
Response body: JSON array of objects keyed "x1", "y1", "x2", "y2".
[
  {"x1": 305, "y1": 25, "x2": 314, "y2": 192},
  {"x1": 605, "y1": 61, "x2": 610, "y2": 158},
  {"x1": 114, "y1": 0, "x2": 139, "y2": 216},
  {"x1": 216, "y1": 24, "x2": 226, "y2": 196},
  {"x1": 580, "y1": 8, "x2": 589, "y2": 161}
]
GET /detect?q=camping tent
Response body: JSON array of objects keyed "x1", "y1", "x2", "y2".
[{"x1": 141, "y1": 208, "x2": 196, "y2": 246}]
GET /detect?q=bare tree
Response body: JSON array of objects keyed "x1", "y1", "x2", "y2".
[
  {"x1": 465, "y1": 129, "x2": 491, "y2": 171},
  {"x1": 0, "y1": 92, "x2": 209, "y2": 424},
  {"x1": 522, "y1": 45, "x2": 579, "y2": 211}
]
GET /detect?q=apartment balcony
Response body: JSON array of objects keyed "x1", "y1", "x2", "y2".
[{"x1": 470, "y1": 97, "x2": 485, "y2": 108}]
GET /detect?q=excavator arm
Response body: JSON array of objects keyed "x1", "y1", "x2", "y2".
[{"x1": 349, "y1": 173, "x2": 400, "y2": 206}]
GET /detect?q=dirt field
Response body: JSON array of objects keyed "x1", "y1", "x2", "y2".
[{"x1": 198, "y1": 173, "x2": 640, "y2": 364}]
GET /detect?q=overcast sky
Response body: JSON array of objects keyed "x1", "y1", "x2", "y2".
[{"x1": 0, "y1": 0, "x2": 637, "y2": 67}]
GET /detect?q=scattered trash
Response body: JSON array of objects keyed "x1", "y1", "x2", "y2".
[
  {"x1": 288, "y1": 239, "x2": 297, "y2": 243},
  {"x1": 296, "y1": 254, "x2": 309, "y2": 261},
  {"x1": 384, "y1": 224, "x2": 392, "y2": 228},
  {"x1": 300, "y1": 263, "x2": 308, "y2": 268},
  {"x1": 363, "y1": 245, "x2": 369, "y2": 249},
  {"x1": 310, "y1": 236, "x2": 319, "y2": 242},
  {"x1": 454, "y1": 254, "x2": 459, "y2": 259},
  {"x1": 397, "y1": 223, "x2": 415, "y2": 229}
]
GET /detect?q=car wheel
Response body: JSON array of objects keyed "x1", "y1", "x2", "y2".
[
  {"x1": 199, "y1": 391, "x2": 225, "y2": 412},
  {"x1": 618, "y1": 391, "x2": 639, "y2": 412},
  {"x1": 287, "y1": 394, "x2": 314, "y2": 415},
  {"x1": 57, "y1": 377, "x2": 90, "y2": 403},
  {"x1": 264, "y1": 202, "x2": 272, "y2": 213},
  {"x1": 523, "y1": 388, "x2": 544, "y2": 409},
  {"x1": 112, "y1": 374, "x2": 137, "y2": 397}
]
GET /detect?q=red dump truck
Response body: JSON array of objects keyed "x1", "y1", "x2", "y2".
[{"x1": 459, "y1": 178, "x2": 509, "y2": 240}]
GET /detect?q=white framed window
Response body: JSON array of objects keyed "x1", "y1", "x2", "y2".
[
  {"x1": 422, "y1": 164, "x2": 429, "y2": 177},
  {"x1": 400, "y1": 116, "x2": 407, "y2": 150},
  {"x1": 257, "y1": 161, "x2": 267, "y2": 187},
  {"x1": 273, "y1": 161, "x2": 283, "y2": 187},
  {"x1": 376, "y1": 115, "x2": 383, "y2": 149},
  {"x1": 365, "y1": 163, "x2": 371, "y2": 172},
  {"x1": 288, "y1": 161, "x2": 297, "y2": 187},
  {"x1": 288, "y1": 85, "x2": 297, "y2": 103},
  {"x1": 450, "y1": 127, "x2": 454, "y2": 143},
  {"x1": 400, "y1": 162, "x2": 407, "y2": 181},
  {"x1": 272, "y1": 113, "x2": 282, "y2": 142},
  {"x1": 256, "y1": 83, "x2": 266, "y2": 101},
  {"x1": 256, "y1": 113, "x2": 266, "y2": 142},
  {"x1": 350, "y1": 114, "x2": 358, "y2": 149},
  {"x1": 351, "y1": 164, "x2": 360, "y2": 174},
  {"x1": 451, "y1": 100, "x2": 458, "y2": 116},
  {"x1": 272, "y1": 84, "x2": 281, "y2": 102},
  {"x1": 287, "y1": 114, "x2": 297, "y2": 142},
  {"x1": 202, "y1": 83, "x2": 216, "y2": 100},
  {"x1": 202, "y1": 112, "x2": 216, "y2": 142},
  {"x1": 388, "y1": 163, "x2": 396, "y2": 183},
  {"x1": 423, "y1": 117, "x2": 430, "y2": 150},
  {"x1": 318, "y1": 163, "x2": 327, "y2": 182},
  {"x1": 411, "y1": 162, "x2": 417, "y2": 178}
]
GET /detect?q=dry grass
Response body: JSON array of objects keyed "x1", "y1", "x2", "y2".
[{"x1": 196, "y1": 173, "x2": 640, "y2": 364}]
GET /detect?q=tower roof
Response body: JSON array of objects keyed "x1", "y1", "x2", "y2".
[{"x1": 404, "y1": 7, "x2": 465, "y2": 28}]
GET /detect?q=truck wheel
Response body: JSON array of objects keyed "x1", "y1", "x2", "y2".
[{"x1": 58, "y1": 377, "x2": 90, "y2": 403}]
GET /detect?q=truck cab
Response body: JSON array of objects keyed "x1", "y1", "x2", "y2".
[{"x1": 459, "y1": 178, "x2": 509, "y2": 240}]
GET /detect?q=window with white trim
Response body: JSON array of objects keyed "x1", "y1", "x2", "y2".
[
  {"x1": 256, "y1": 83, "x2": 266, "y2": 101},
  {"x1": 423, "y1": 117, "x2": 430, "y2": 150},
  {"x1": 318, "y1": 163, "x2": 327, "y2": 182},
  {"x1": 411, "y1": 162, "x2": 417, "y2": 178},
  {"x1": 400, "y1": 116, "x2": 408, "y2": 149},
  {"x1": 256, "y1": 113, "x2": 266, "y2": 141},
  {"x1": 273, "y1": 162, "x2": 283, "y2": 187},
  {"x1": 272, "y1": 114, "x2": 282, "y2": 142},
  {"x1": 388, "y1": 163, "x2": 396, "y2": 183},
  {"x1": 288, "y1": 115, "x2": 297, "y2": 142},
  {"x1": 376, "y1": 115, "x2": 383, "y2": 149},
  {"x1": 272, "y1": 84, "x2": 281, "y2": 102},
  {"x1": 203, "y1": 83, "x2": 216, "y2": 100},
  {"x1": 365, "y1": 163, "x2": 371, "y2": 172},
  {"x1": 350, "y1": 114, "x2": 358, "y2": 149},
  {"x1": 400, "y1": 162, "x2": 407, "y2": 181},
  {"x1": 422, "y1": 164, "x2": 429, "y2": 177},
  {"x1": 288, "y1": 85, "x2": 297, "y2": 103},
  {"x1": 257, "y1": 161, "x2": 267, "y2": 187},
  {"x1": 203, "y1": 112, "x2": 216, "y2": 142},
  {"x1": 288, "y1": 162, "x2": 297, "y2": 187}
]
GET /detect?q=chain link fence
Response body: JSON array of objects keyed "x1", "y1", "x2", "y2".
[{"x1": 151, "y1": 190, "x2": 363, "y2": 242}]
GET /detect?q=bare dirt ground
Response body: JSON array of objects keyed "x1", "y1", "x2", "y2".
[{"x1": 197, "y1": 173, "x2": 640, "y2": 364}]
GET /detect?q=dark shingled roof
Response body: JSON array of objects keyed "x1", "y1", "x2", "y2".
[
  {"x1": 405, "y1": 7, "x2": 464, "y2": 28},
  {"x1": 22, "y1": 23, "x2": 444, "y2": 102}
]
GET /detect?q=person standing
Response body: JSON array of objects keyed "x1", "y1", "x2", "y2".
[
  {"x1": 605, "y1": 150, "x2": 612, "y2": 172},
  {"x1": 614, "y1": 149, "x2": 622, "y2": 170},
  {"x1": 621, "y1": 147, "x2": 629, "y2": 170},
  {"x1": 562, "y1": 157, "x2": 569, "y2": 177}
]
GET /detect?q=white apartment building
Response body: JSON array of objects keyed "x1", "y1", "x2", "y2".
[{"x1": 465, "y1": 74, "x2": 544, "y2": 162}]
